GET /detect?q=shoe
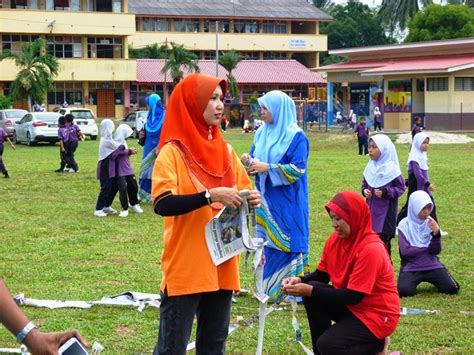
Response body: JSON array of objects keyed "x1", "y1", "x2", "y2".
[
  {"x1": 103, "y1": 206, "x2": 117, "y2": 215},
  {"x1": 94, "y1": 210, "x2": 107, "y2": 217},
  {"x1": 4, "y1": 174, "x2": 9, "y2": 178},
  {"x1": 119, "y1": 210, "x2": 129, "y2": 218},
  {"x1": 440, "y1": 229, "x2": 449, "y2": 237},
  {"x1": 54, "y1": 168, "x2": 63, "y2": 172},
  {"x1": 63, "y1": 168, "x2": 70, "y2": 172},
  {"x1": 129, "y1": 204, "x2": 143, "y2": 213}
]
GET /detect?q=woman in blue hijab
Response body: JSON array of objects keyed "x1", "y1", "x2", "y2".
[
  {"x1": 139, "y1": 93, "x2": 165, "y2": 202},
  {"x1": 244, "y1": 90, "x2": 309, "y2": 303}
]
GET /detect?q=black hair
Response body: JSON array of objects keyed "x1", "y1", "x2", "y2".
[
  {"x1": 65, "y1": 113, "x2": 74, "y2": 123},
  {"x1": 58, "y1": 116, "x2": 66, "y2": 126}
]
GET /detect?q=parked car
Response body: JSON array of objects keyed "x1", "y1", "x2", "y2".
[
  {"x1": 120, "y1": 110, "x2": 148, "y2": 138},
  {"x1": 0, "y1": 109, "x2": 28, "y2": 137},
  {"x1": 58, "y1": 107, "x2": 98, "y2": 140},
  {"x1": 13, "y1": 112, "x2": 61, "y2": 146}
]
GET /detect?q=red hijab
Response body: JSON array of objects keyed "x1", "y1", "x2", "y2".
[
  {"x1": 322, "y1": 191, "x2": 382, "y2": 289},
  {"x1": 158, "y1": 74, "x2": 234, "y2": 188}
]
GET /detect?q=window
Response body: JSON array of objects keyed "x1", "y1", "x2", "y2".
[
  {"x1": 427, "y1": 77, "x2": 448, "y2": 91},
  {"x1": 1, "y1": 34, "x2": 39, "y2": 54},
  {"x1": 234, "y1": 21, "x2": 259, "y2": 34},
  {"x1": 130, "y1": 83, "x2": 167, "y2": 108},
  {"x1": 87, "y1": 37, "x2": 122, "y2": 58},
  {"x1": 455, "y1": 77, "x2": 474, "y2": 91},
  {"x1": 262, "y1": 21, "x2": 287, "y2": 34},
  {"x1": 142, "y1": 18, "x2": 169, "y2": 32},
  {"x1": 204, "y1": 19, "x2": 230, "y2": 33},
  {"x1": 45, "y1": 0, "x2": 79, "y2": 10},
  {"x1": 3, "y1": 82, "x2": 11, "y2": 96},
  {"x1": 263, "y1": 52, "x2": 287, "y2": 60},
  {"x1": 47, "y1": 36, "x2": 82, "y2": 58},
  {"x1": 416, "y1": 79, "x2": 425, "y2": 92},
  {"x1": 173, "y1": 19, "x2": 199, "y2": 33},
  {"x1": 47, "y1": 82, "x2": 83, "y2": 105},
  {"x1": 241, "y1": 51, "x2": 259, "y2": 60}
]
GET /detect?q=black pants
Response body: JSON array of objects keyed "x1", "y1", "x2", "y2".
[
  {"x1": 398, "y1": 268, "x2": 460, "y2": 297},
  {"x1": 303, "y1": 281, "x2": 384, "y2": 355},
  {"x1": 357, "y1": 136, "x2": 368, "y2": 155},
  {"x1": 378, "y1": 233, "x2": 393, "y2": 257},
  {"x1": 374, "y1": 121, "x2": 382, "y2": 131},
  {"x1": 117, "y1": 175, "x2": 139, "y2": 210},
  {"x1": 154, "y1": 288, "x2": 232, "y2": 355},
  {"x1": 95, "y1": 178, "x2": 118, "y2": 210},
  {"x1": 0, "y1": 143, "x2": 7, "y2": 176},
  {"x1": 64, "y1": 140, "x2": 78, "y2": 172}
]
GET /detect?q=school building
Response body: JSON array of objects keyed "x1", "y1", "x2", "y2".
[
  {"x1": 0, "y1": 0, "x2": 330, "y2": 118},
  {"x1": 319, "y1": 38, "x2": 474, "y2": 131}
]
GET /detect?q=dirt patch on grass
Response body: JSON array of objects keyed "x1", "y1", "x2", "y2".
[
  {"x1": 116, "y1": 325, "x2": 137, "y2": 337},
  {"x1": 396, "y1": 131, "x2": 474, "y2": 144}
]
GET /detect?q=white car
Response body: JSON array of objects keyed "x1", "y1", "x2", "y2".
[
  {"x1": 120, "y1": 110, "x2": 148, "y2": 138},
  {"x1": 13, "y1": 112, "x2": 61, "y2": 146},
  {"x1": 58, "y1": 107, "x2": 98, "y2": 140}
]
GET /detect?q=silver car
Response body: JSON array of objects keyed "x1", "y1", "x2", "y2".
[
  {"x1": 0, "y1": 109, "x2": 28, "y2": 136},
  {"x1": 13, "y1": 112, "x2": 61, "y2": 146},
  {"x1": 120, "y1": 110, "x2": 148, "y2": 138}
]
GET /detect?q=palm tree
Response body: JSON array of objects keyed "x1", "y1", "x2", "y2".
[
  {"x1": 379, "y1": 0, "x2": 433, "y2": 33},
  {"x1": 219, "y1": 50, "x2": 242, "y2": 98},
  {"x1": 161, "y1": 42, "x2": 199, "y2": 86},
  {"x1": 0, "y1": 38, "x2": 59, "y2": 111},
  {"x1": 129, "y1": 43, "x2": 167, "y2": 59}
]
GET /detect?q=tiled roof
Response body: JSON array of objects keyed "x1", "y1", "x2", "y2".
[
  {"x1": 319, "y1": 55, "x2": 474, "y2": 75},
  {"x1": 129, "y1": 0, "x2": 332, "y2": 21},
  {"x1": 137, "y1": 59, "x2": 325, "y2": 84}
]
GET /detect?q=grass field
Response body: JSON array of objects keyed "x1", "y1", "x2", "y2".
[{"x1": 0, "y1": 129, "x2": 473, "y2": 353}]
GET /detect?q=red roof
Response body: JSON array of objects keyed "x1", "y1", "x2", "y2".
[
  {"x1": 319, "y1": 55, "x2": 474, "y2": 75},
  {"x1": 136, "y1": 59, "x2": 325, "y2": 84}
]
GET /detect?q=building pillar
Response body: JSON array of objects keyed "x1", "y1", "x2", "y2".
[
  {"x1": 327, "y1": 81, "x2": 334, "y2": 126},
  {"x1": 124, "y1": 81, "x2": 130, "y2": 114}
]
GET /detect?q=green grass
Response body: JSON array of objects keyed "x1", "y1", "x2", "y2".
[{"x1": 0, "y1": 129, "x2": 473, "y2": 353}]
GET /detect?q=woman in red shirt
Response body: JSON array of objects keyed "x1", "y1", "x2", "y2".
[{"x1": 282, "y1": 191, "x2": 400, "y2": 354}]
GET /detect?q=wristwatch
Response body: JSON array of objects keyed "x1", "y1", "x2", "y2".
[
  {"x1": 205, "y1": 189, "x2": 212, "y2": 205},
  {"x1": 16, "y1": 321, "x2": 36, "y2": 343}
]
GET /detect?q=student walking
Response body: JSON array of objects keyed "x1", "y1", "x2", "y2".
[
  {"x1": 354, "y1": 117, "x2": 369, "y2": 156},
  {"x1": 0, "y1": 127, "x2": 15, "y2": 178},
  {"x1": 362, "y1": 134, "x2": 405, "y2": 255},
  {"x1": 55, "y1": 116, "x2": 69, "y2": 172},
  {"x1": 397, "y1": 190, "x2": 459, "y2": 297},
  {"x1": 113, "y1": 124, "x2": 143, "y2": 217},
  {"x1": 64, "y1": 114, "x2": 84, "y2": 173}
]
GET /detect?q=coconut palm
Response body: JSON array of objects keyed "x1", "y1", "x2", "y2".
[
  {"x1": 379, "y1": 0, "x2": 433, "y2": 33},
  {"x1": 129, "y1": 43, "x2": 167, "y2": 59},
  {"x1": 219, "y1": 50, "x2": 242, "y2": 98},
  {"x1": 0, "y1": 38, "x2": 59, "y2": 111},
  {"x1": 161, "y1": 42, "x2": 199, "y2": 85}
]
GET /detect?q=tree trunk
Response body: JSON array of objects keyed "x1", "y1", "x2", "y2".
[{"x1": 27, "y1": 96, "x2": 33, "y2": 112}]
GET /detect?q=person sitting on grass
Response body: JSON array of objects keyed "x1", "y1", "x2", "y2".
[
  {"x1": 397, "y1": 190, "x2": 460, "y2": 297},
  {"x1": 282, "y1": 191, "x2": 400, "y2": 355},
  {"x1": 0, "y1": 277, "x2": 87, "y2": 354}
]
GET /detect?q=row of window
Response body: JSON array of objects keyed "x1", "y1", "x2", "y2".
[
  {"x1": 1, "y1": 0, "x2": 123, "y2": 12},
  {"x1": 139, "y1": 18, "x2": 288, "y2": 34},
  {"x1": 426, "y1": 77, "x2": 474, "y2": 92},
  {"x1": 1, "y1": 35, "x2": 123, "y2": 58}
]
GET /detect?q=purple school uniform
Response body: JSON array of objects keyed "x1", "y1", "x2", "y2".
[
  {"x1": 407, "y1": 161, "x2": 431, "y2": 196},
  {"x1": 411, "y1": 124, "x2": 422, "y2": 138},
  {"x1": 65, "y1": 123, "x2": 80, "y2": 142},
  {"x1": 398, "y1": 230, "x2": 443, "y2": 272},
  {"x1": 58, "y1": 126, "x2": 68, "y2": 141},
  {"x1": 354, "y1": 123, "x2": 369, "y2": 137},
  {"x1": 0, "y1": 128, "x2": 7, "y2": 143},
  {"x1": 362, "y1": 175, "x2": 406, "y2": 236},
  {"x1": 114, "y1": 146, "x2": 134, "y2": 177}
]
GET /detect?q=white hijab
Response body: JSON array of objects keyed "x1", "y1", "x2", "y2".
[
  {"x1": 363, "y1": 134, "x2": 402, "y2": 188},
  {"x1": 374, "y1": 107, "x2": 381, "y2": 115},
  {"x1": 98, "y1": 119, "x2": 118, "y2": 161},
  {"x1": 114, "y1": 124, "x2": 133, "y2": 149},
  {"x1": 397, "y1": 190, "x2": 433, "y2": 248},
  {"x1": 408, "y1": 132, "x2": 429, "y2": 170}
]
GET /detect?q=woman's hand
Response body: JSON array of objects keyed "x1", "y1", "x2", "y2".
[
  {"x1": 129, "y1": 148, "x2": 138, "y2": 155},
  {"x1": 209, "y1": 187, "x2": 244, "y2": 209},
  {"x1": 281, "y1": 277, "x2": 301, "y2": 289},
  {"x1": 427, "y1": 216, "x2": 440, "y2": 235},
  {"x1": 428, "y1": 183, "x2": 435, "y2": 192},
  {"x1": 374, "y1": 188, "x2": 383, "y2": 198},
  {"x1": 282, "y1": 282, "x2": 313, "y2": 298},
  {"x1": 363, "y1": 189, "x2": 372, "y2": 198},
  {"x1": 246, "y1": 189, "x2": 261, "y2": 209},
  {"x1": 248, "y1": 159, "x2": 269, "y2": 175}
]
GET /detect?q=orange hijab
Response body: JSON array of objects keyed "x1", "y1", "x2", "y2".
[
  {"x1": 158, "y1": 73, "x2": 234, "y2": 188},
  {"x1": 322, "y1": 191, "x2": 382, "y2": 289}
]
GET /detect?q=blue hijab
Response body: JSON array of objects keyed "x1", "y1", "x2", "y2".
[
  {"x1": 145, "y1": 93, "x2": 165, "y2": 134},
  {"x1": 253, "y1": 90, "x2": 302, "y2": 194}
]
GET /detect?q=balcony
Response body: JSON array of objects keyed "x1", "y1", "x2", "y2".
[
  {"x1": 0, "y1": 9, "x2": 135, "y2": 36},
  {"x1": 0, "y1": 58, "x2": 136, "y2": 81},
  {"x1": 129, "y1": 32, "x2": 327, "y2": 53}
]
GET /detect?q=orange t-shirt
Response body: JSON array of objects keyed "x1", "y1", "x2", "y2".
[{"x1": 152, "y1": 143, "x2": 252, "y2": 296}]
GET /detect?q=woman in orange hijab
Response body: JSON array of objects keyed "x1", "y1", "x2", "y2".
[
  {"x1": 282, "y1": 191, "x2": 399, "y2": 355},
  {"x1": 151, "y1": 74, "x2": 261, "y2": 354}
]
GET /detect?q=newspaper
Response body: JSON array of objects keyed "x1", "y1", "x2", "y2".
[{"x1": 205, "y1": 190, "x2": 262, "y2": 266}]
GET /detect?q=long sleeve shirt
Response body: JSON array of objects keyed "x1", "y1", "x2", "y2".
[{"x1": 398, "y1": 230, "x2": 443, "y2": 272}]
